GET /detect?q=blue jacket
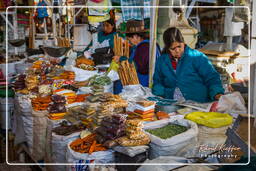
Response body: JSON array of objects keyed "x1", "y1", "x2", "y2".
[{"x1": 152, "y1": 45, "x2": 224, "y2": 102}]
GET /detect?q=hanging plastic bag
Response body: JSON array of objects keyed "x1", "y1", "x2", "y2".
[{"x1": 216, "y1": 92, "x2": 247, "y2": 115}]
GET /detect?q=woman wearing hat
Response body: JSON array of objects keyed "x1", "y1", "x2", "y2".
[
  {"x1": 114, "y1": 20, "x2": 151, "y2": 88},
  {"x1": 152, "y1": 27, "x2": 224, "y2": 102}
]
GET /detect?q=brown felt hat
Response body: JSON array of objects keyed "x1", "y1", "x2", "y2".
[{"x1": 124, "y1": 20, "x2": 149, "y2": 33}]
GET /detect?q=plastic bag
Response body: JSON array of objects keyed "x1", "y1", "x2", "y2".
[
  {"x1": 32, "y1": 110, "x2": 48, "y2": 161},
  {"x1": 113, "y1": 145, "x2": 149, "y2": 157},
  {"x1": 144, "y1": 119, "x2": 198, "y2": 159},
  {"x1": 137, "y1": 156, "x2": 215, "y2": 171},
  {"x1": 107, "y1": 62, "x2": 119, "y2": 82},
  {"x1": 120, "y1": 85, "x2": 153, "y2": 101},
  {"x1": 64, "y1": 65, "x2": 98, "y2": 82},
  {"x1": 217, "y1": 92, "x2": 247, "y2": 115},
  {"x1": 51, "y1": 132, "x2": 80, "y2": 171},
  {"x1": 176, "y1": 125, "x2": 228, "y2": 159},
  {"x1": 66, "y1": 141, "x2": 115, "y2": 164},
  {"x1": 185, "y1": 111, "x2": 233, "y2": 128}
]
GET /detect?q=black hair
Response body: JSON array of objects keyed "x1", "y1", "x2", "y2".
[
  {"x1": 104, "y1": 18, "x2": 116, "y2": 32},
  {"x1": 162, "y1": 27, "x2": 184, "y2": 54},
  {"x1": 126, "y1": 32, "x2": 149, "y2": 40}
]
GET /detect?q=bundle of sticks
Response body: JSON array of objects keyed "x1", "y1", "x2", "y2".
[
  {"x1": 118, "y1": 60, "x2": 139, "y2": 85},
  {"x1": 114, "y1": 35, "x2": 139, "y2": 85},
  {"x1": 113, "y1": 35, "x2": 129, "y2": 57},
  {"x1": 57, "y1": 37, "x2": 70, "y2": 47}
]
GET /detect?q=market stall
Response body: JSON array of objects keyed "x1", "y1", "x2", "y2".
[{"x1": 0, "y1": 0, "x2": 255, "y2": 171}]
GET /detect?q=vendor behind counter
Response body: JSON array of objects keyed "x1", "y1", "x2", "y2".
[{"x1": 98, "y1": 18, "x2": 117, "y2": 49}]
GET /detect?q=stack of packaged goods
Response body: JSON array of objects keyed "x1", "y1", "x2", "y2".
[
  {"x1": 116, "y1": 119, "x2": 150, "y2": 147},
  {"x1": 92, "y1": 93, "x2": 127, "y2": 129},
  {"x1": 54, "y1": 89, "x2": 77, "y2": 104},
  {"x1": 81, "y1": 104, "x2": 97, "y2": 127},
  {"x1": 38, "y1": 84, "x2": 52, "y2": 96},
  {"x1": 156, "y1": 111, "x2": 170, "y2": 120},
  {"x1": 48, "y1": 94, "x2": 67, "y2": 120},
  {"x1": 73, "y1": 94, "x2": 88, "y2": 103},
  {"x1": 129, "y1": 101, "x2": 156, "y2": 121},
  {"x1": 100, "y1": 93, "x2": 128, "y2": 109},
  {"x1": 93, "y1": 105, "x2": 110, "y2": 128},
  {"x1": 58, "y1": 71, "x2": 75, "y2": 80},
  {"x1": 95, "y1": 114, "x2": 127, "y2": 145},
  {"x1": 25, "y1": 74, "x2": 39, "y2": 91},
  {"x1": 65, "y1": 103, "x2": 98, "y2": 126},
  {"x1": 52, "y1": 121, "x2": 87, "y2": 136},
  {"x1": 13, "y1": 74, "x2": 28, "y2": 94},
  {"x1": 31, "y1": 96, "x2": 52, "y2": 111},
  {"x1": 65, "y1": 106, "x2": 86, "y2": 124},
  {"x1": 87, "y1": 85, "x2": 105, "y2": 103},
  {"x1": 32, "y1": 60, "x2": 43, "y2": 70},
  {"x1": 76, "y1": 57, "x2": 96, "y2": 71}
]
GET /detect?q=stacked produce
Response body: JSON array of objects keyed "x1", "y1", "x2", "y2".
[
  {"x1": 65, "y1": 106, "x2": 87, "y2": 124},
  {"x1": 73, "y1": 94, "x2": 88, "y2": 103},
  {"x1": 32, "y1": 60, "x2": 44, "y2": 70},
  {"x1": 87, "y1": 85, "x2": 104, "y2": 102},
  {"x1": 52, "y1": 80, "x2": 75, "y2": 89},
  {"x1": 46, "y1": 67, "x2": 65, "y2": 79},
  {"x1": 100, "y1": 93, "x2": 128, "y2": 109},
  {"x1": 129, "y1": 101, "x2": 156, "y2": 121},
  {"x1": 80, "y1": 104, "x2": 97, "y2": 127},
  {"x1": 76, "y1": 57, "x2": 95, "y2": 71},
  {"x1": 59, "y1": 71, "x2": 75, "y2": 80},
  {"x1": 38, "y1": 84, "x2": 52, "y2": 96},
  {"x1": 13, "y1": 74, "x2": 26, "y2": 90},
  {"x1": 146, "y1": 124, "x2": 188, "y2": 139},
  {"x1": 93, "y1": 105, "x2": 110, "y2": 127},
  {"x1": 54, "y1": 89, "x2": 77, "y2": 104},
  {"x1": 70, "y1": 133, "x2": 107, "y2": 154},
  {"x1": 52, "y1": 71, "x2": 75, "y2": 80},
  {"x1": 156, "y1": 111, "x2": 170, "y2": 120},
  {"x1": 41, "y1": 79, "x2": 54, "y2": 85},
  {"x1": 61, "y1": 84, "x2": 79, "y2": 92},
  {"x1": 31, "y1": 96, "x2": 51, "y2": 111},
  {"x1": 74, "y1": 80, "x2": 89, "y2": 88},
  {"x1": 88, "y1": 75, "x2": 112, "y2": 86},
  {"x1": 52, "y1": 121, "x2": 87, "y2": 136},
  {"x1": 116, "y1": 119, "x2": 150, "y2": 146},
  {"x1": 25, "y1": 74, "x2": 39, "y2": 91},
  {"x1": 96, "y1": 114, "x2": 127, "y2": 144},
  {"x1": 48, "y1": 94, "x2": 67, "y2": 120}
]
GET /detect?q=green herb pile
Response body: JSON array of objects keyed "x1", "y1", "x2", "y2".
[
  {"x1": 146, "y1": 124, "x2": 187, "y2": 139},
  {"x1": 88, "y1": 75, "x2": 111, "y2": 86}
]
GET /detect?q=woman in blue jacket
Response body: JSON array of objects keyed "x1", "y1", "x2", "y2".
[{"x1": 152, "y1": 27, "x2": 224, "y2": 102}]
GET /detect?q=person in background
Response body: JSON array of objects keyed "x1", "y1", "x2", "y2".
[
  {"x1": 98, "y1": 18, "x2": 117, "y2": 49},
  {"x1": 152, "y1": 27, "x2": 224, "y2": 102},
  {"x1": 113, "y1": 20, "x2": 151, "y2": 92},
  {"x1": 36, "y1": 0, "x2": 49, "y2": 33}
]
